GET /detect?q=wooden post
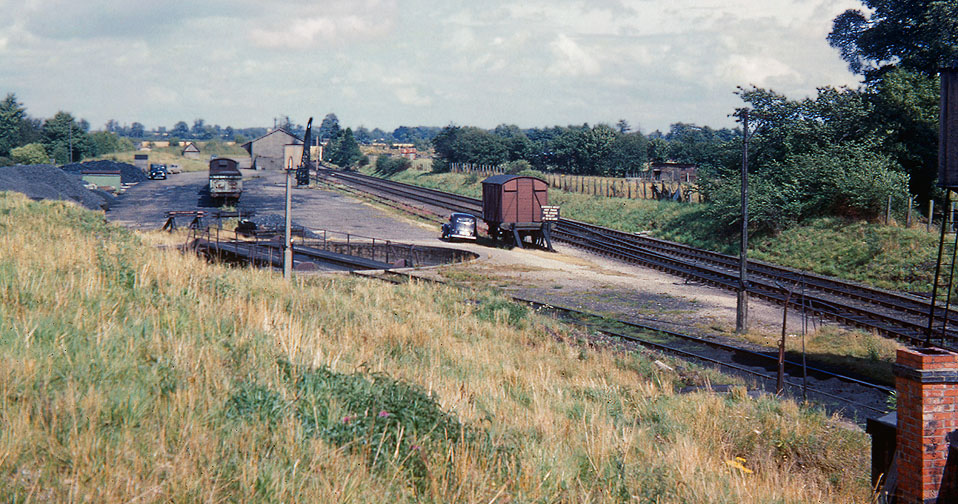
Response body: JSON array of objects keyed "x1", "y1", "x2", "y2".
[
  {"x1": 628, "y1": 180, "x2": 632, "y2": 199},
  {"x1": 886, "y1": 194, "x2": 892, "y2": 225},
  {"x1": 906, "y1": 195, "x2": 913, "y2": 227},
  {"x1": 778, "y1": 288, "x2": 793, "y2": 394}
]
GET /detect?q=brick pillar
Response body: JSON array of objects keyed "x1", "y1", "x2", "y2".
[{"x1": 895, "y1": 347, "x2": 958, "y2": 504}]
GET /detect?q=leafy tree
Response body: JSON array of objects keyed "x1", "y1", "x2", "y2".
[
  {"x1": 191, "y1": 119, "x2": 209, "y2": 140},
  {"x1": 130, "y1": 122, "x2": 145, "y2": 138},
  {"x1": 603, "y1": 132, "x2": 649, "y2": 176},
  {"x1": 867, "y1": 68, "x2": 940, "y2": 198},
  {"x1": 828, "y1": 0, "x2": 958, "y2": 78},
  {"x1": 325, "y1": 128, "x2": 363, "y2": 168},
  {"x1": 318, "y1": 113, "x2": 340, "y2": 142},
  {"x1": 41, "y1": 111, "x2": 92, "y2": 163},
  {"x1": 352, "y1": 126, "x2": 372, "y2": 144},
  {"x1": 370, "y1": 128, "x2": 390, "y2": 142},
  {"x1": 223, "y1": 126, "x2": 235, "y2": 141},
  {"x1": 89, "y1": 131, "x2": 132, "y2": 155},
  {"x1": 616, "y1": 119, "x2": 631, "y2": 134},
  {"x1": 171, "y1": 121, "x2": 190, "y2": 138},
  {"x1": 0, "y1": 93, "x2": 27, "y2": 157},
  {"x1": 10, "y1": 143, "x2": 48, "y2": 164}
]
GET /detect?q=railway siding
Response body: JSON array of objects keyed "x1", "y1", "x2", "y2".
[{"x1": 320, "y1": 169, "x2": 956, "y2": 348}]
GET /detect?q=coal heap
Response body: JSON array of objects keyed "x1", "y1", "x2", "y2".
[
  {"x1": 0, "y1": 164, "x2": 111, "y2": 210},
  {"x1": 60, "y1": 160, "x2": 148, "y2": 184}
]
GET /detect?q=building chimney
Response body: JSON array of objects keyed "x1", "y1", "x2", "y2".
[{"x1": 894, "y1": 347, "x2": 958, "y2": 503}]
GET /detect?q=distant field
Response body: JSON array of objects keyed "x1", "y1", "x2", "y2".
[
  {"x1": 92, "y1": 143, "x2": 249, "y2": 172},
  {"x1": 0, "y1": 192, "x2": 870, "y2": 502}
]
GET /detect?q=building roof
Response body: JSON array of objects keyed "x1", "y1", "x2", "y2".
[
  {"x1": 81, "y1": 168, "x2": 121, "y2": 175},
  {"x1": 240, "y1": 128, "x2": 303, "y2": 154},
  {"x1": 481, "y1": 174, "x2": 547, "y2": 185},
  {"x1": 182, "y1": 142, "x2": 200, "y2": 153}
]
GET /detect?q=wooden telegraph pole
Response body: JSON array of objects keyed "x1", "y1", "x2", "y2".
[{"x1": 736, "y1": 109, "x2": 750, "y2": 334}]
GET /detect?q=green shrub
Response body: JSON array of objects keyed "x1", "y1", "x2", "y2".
[
  {"x1": 10, "y1": 143, "x2": 48, "y2": 164},
  {"x1": 705, "y1": 141, "x2": 908, "y2": 234},
  {"x1": 375, "y1": 155, "x2": 412, "y2": 176}
]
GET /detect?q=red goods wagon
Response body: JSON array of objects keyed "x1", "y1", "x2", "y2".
[{"x1": 481, "y1": 174, "x2": 554, "y2": 250}]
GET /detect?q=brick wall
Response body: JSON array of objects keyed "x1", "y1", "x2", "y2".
[{"x1": 894, "y1": 347, "x2": 958, "y2": 503}]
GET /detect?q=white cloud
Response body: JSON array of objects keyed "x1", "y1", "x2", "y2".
[
  {"x1": 393, "y1": 86, "x2": 432, "y2": 107},
  {"x1": 718, "y1": 54, "x2": 800, "y2": 88},
  {"x1": 0, "y1": 0, "x2": 864, "y2": 132},
  {"x1": 548, "y1": 34, "x2": 601, "y2": 77}
]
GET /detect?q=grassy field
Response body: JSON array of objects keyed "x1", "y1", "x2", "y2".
[
  {"x1": 373, "y1": 164, "x2": 941, "y2": 294},
  {"x1": 0, "y1": 191, "x2": 872, "y2": 502},
  {"x1": 93, "y1": 143, "x2": 249, "y2": 172}
]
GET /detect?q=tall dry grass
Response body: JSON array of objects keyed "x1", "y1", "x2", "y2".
[{"x1": 0, "y1": 192, "x2": 870, "y2": 502}]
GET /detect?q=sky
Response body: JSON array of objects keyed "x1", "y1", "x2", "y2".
[{"x1": 0, "y1": 0, "x2": 864, "y2": 134}]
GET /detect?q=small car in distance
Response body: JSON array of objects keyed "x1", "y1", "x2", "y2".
[
  {"x1": 441, "y1": 213, "x2": 478, "y2": 241},
  {"x1": 167, "y1": 163, "x2": 182, "y2": 174},
  {"x1": 148, "y1": 164, "x2": 168, "y2": 180}
]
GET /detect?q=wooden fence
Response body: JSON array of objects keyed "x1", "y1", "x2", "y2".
[
  {"x1": 545, "y1": 174, "x2": 699, "y2": 203},
  {"x1": 449, "y1": 163, "x2": 699, "y2": 203}
]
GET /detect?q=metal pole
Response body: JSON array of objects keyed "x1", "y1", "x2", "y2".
[
  {"x1": 801, "y1": 275, "x2": 807, "y2": 403},
  {"x1": 929, "y1": 199, "x2": 936, "y2": 233},
  {"x1": 284, "y1": 159, "x2": 293, "y2": 279},
  {"x1": 928, "y1": 192, "x2": 951, "y2": 346},
  {"x1": 736, "y1": 110, "x2": 750, "y2": 334},
  {"x1": 778, "y1": 287, "x2": 793, "y2": 395}
]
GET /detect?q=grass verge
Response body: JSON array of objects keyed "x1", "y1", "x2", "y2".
[{"x1": 0, "y1": 192, "x2": 871, "y2": 502}]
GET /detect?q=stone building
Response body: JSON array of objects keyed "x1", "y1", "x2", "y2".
[{"x1": 241, "y1": 129, "x2": 302, "y2": 170}]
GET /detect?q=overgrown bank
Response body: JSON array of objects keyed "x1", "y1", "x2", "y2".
[{"x1": 0, "y1": 191, "x2": 870, "y2": 502}]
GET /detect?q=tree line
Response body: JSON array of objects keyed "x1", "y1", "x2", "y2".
[
  {"x1": 431, "y1": 122, "x2": 651, "y2": 177},
  {"x1": 0, "y1": 94, "x2": 133, "y2": 165}
]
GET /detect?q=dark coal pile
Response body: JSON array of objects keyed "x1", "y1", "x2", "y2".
[
  {"x1": 0, "y1": 164, "x2": 110, "y2": 210},
  {"x1": 235, "y1": 214, "x2": 320, "y2": 238},
  {"x1": 60, "y1": 160, "x2": 148, "y2": 183}
]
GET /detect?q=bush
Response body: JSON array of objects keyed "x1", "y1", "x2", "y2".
[
  {"x1": 374, "y1": 155, "x2": 412, "y2": 176},
  {"x1": 10, "y1": 143, "x2": 48, "y2": 164},
  {"x1": 504, "y1": 160, "x2": 531, "y2": 174},
  {"x1": 705, "y1": 142, "x2": 909, "y2": 234}
]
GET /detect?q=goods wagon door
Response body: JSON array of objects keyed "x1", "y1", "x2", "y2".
[
  {"x1": 516, "y1": 177, "x2": 535, "y2": 222},
  {"x1": 531, "y1": 178, "x2": 548, "y2": 222},
  {"x1": 502, "y1": 179, "x2": 518, "y2": 223},
  {"x1": 483, "y1": 183, "x2": 499, "y2": 223}
]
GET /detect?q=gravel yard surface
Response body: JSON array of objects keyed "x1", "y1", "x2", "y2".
[{"x1": 106, "y1": 170, "x2": 436, "y2": 242}]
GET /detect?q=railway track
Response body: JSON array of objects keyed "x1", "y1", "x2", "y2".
[
  {"x1": 354, "y1": 269, "x2": 892, "y2": 421},
  {"x1": 318, "y1": 168, "x2": 958, "y2": 349}
]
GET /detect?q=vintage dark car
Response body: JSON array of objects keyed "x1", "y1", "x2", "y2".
[
  {"x1": 441, "y1": 213, "x2": 478, "y2": 241},
  {"x1": 148, "y1": 164, "x2": 168, "y2": 180}
]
